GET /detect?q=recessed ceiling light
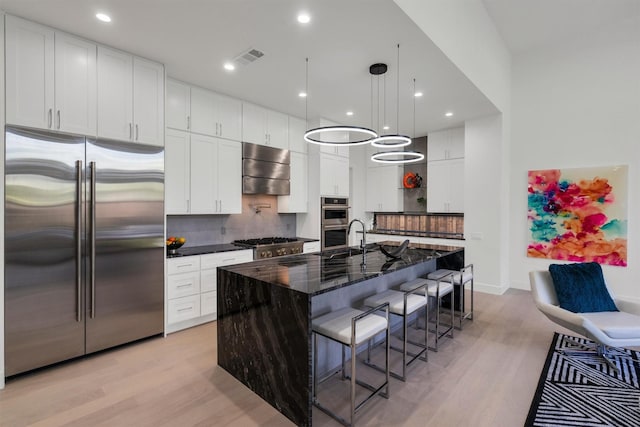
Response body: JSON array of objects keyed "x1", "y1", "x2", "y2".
[
  {"x1": 95, "y1": 13, "x2": 111, "y2": 23},
  {"x1": 445, "y1": 112, "x2": 453, "y2": 117},
  {"x1": 383, "y1": 125, "x2": 390, "y2": 130},
  {"x1": 346, "y1": 111, "x2": 354, "y2": 116},
  {"x1": 223, "y1": 62, "x2": 235, "y2": 71},
  {"x1": 414, "y1": 92, "x2": 423, "y2": 97},
  {"x1": 298, "y1": 91, "x2": 307, "y2": 98},
  {"x1": 297, "y1": 13, "x2": 311, "y2": 24}
]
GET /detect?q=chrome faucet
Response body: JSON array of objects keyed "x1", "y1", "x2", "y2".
[{"x1": 347, "y1": 219, "x2": 367, "y2": 267}]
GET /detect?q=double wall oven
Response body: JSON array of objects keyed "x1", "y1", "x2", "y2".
[{"x1": 321, "y1": 197, "x2": 349, "y2": 251}]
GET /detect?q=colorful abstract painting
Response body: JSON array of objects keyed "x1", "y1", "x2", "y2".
[{"x1": 527, "y1": 166, "x2": 628, "y2": 267}]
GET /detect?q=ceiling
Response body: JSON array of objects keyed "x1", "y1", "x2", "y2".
[{"x1": 0, "y1": 1, "x2": 636, "y2": 138}]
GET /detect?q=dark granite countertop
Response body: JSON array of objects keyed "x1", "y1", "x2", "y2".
[
  {"x1": 219, "y1": 242, "x2": 462, "y2": 296},
  {"x1": 166, "y1": 243, "x2": 248, "y2": 258}
]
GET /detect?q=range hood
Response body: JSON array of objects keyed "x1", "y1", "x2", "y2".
[{"x1": 242, "y1": 142, "x2": 290, "y2": 195}]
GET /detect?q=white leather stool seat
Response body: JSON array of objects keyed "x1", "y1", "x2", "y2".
[
  {"x1": 364, "y1": 289, "x2": 427, "y2": 316},
  {"x1": 428, "y1": 268, "x2": 473, "y2": 284},
  {"x1": 400, "y1": 278, "x2": 454, "y2": 297},
  {"x1": 581, "y1": 311, "x2": 640, "y2": 340},
  {"x1": 312, "y1": 307, "x2": 388, "y2": 346}
]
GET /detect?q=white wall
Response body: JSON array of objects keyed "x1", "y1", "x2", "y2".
[
  {"x1": 465, "y1": 114, "x2": 509, "y2": 294},
  {"x1": 394, "y1": 0, "x2": 511, "y2": 113},
  {"x1": 509, "y1": 15, "x2": 640, "y2": 301}
]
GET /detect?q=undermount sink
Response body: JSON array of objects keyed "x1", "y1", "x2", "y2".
[{"x1": 314, "y1": 247, "x2": 370, "y2": 260}]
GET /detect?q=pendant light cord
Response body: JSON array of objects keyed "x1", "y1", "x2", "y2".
[
  {"x1": 397, "y1": 43, "x2": 400, "y2": 135},
  {"x1": 305, "y1": 57, "x2": 309, "y2": 126},
  {"x1": 413, "y1": 78, "x2": 416, "y2": 139}
]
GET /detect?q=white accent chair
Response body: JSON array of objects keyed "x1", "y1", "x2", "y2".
[{"x1": 529, "y1": 270, "x2": 640, "y2": 370}]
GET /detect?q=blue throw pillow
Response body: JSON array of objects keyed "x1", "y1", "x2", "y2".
[{"x1": 548, "y1": 262, "x2": 618, "y2": 313}]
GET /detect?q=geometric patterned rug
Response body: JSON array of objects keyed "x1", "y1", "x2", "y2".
[{"x1": 525, "y1": 332, "x2": 640, "y2": 427}]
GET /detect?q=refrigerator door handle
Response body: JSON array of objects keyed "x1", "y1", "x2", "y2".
[
  {"x1": 90, "y1": 161, "x2": 97, "y2": 318},
  {"x1": 76, "y1": 160, "x2": 83, "y2": 322}
]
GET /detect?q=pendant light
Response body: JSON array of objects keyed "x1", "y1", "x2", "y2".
[
  {"x1": 303, "y1": 58, "x2": 378, "y2": 146},
  {"x1": 370, "y1": 76, "x2": 424, "y2": 164},
  {"x1": 371, "y1": 44, "x2": 411, "y2": 148}
]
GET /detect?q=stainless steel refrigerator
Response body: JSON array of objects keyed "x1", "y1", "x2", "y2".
[{"x1": 5, "y1": 126, "x2": 164, "y2": 376}]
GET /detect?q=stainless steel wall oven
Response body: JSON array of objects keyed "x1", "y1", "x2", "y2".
[{"x1": 320, "y1": 197, "x2": 349, "y2": 251}]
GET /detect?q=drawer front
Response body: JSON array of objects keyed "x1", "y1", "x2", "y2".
[
  {"x1": 167, "y1": 256, "x2": 201, "y2": 274},
  {"x1": 167, "y1": 271, "x2": 201, "y2": 299},
  {"x1": 201, "y1": 268, "x2": 216, "y2": 293},
  {"x1": 167, "y1": 295, "x2": 201, "y2": 324},
  {"x1": 303, "y1": 241, "x2": 320, "y2": 253},
  {"x1": 200, "y1": 250, "x2": 253, "y2": 269},
  {"x1": 201, "y1": 291, "x2": 216, "y2": 317}
]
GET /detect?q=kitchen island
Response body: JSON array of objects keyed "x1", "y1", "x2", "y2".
[{"x1": 217, "y1": 242, "x2": 463, "y2": 426}]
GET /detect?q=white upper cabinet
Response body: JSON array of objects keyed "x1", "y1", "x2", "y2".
[
  {"x1": 6, "y1": 15, "x2": 96, "y2": 135},
  {"x1": 427, "y1": 158, "x2": 464, "y2": 213},
  {"x1": 427, "y1": 126, "x2": 464, "y2": 161},
  {"x1": 365, "y1": 165, "x2": 403, "y2": 212},
  {"x1": 132, "y1": 57, "x2": 164, "y2": 146},
  {"x1": 242, "y1": 102, "x2": 289, "y2": 149},
  {"x1": 320, "y1": 152, "x2": 349, "y2": 197},
  {"x1": 166, "y1": 79, "x2": 191, "y2": 131},
  {"x1": 97, "y1": 47, "x2": 163, "y2": 145},
  {"x1": 166, "y1": 79, "x2": 242, "y2": 141},
  {"x1": 288, "y1": 116, "x2": 308, "y2": 154}
]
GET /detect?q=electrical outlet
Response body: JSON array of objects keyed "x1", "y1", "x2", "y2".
[{"x1": 470, "y1": 232, "x2": 483, "y2": 240}]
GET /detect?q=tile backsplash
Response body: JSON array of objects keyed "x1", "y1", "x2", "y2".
[{"x1": 167, "y1": 195, "x2": 297, "y2": 247}]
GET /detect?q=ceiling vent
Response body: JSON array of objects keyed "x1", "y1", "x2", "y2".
[{"x1": 234, "y1": 48, "x2": 265, "y2": 66}]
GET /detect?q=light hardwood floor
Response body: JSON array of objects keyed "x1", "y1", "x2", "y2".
[{"x1": 0, "y1": 289, "x2": 566, "y2": 427}]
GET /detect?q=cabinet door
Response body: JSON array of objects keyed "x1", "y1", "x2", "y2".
[
  {"x1": 448, "y1": 158, "x2": 465, "y2": 212},
  {"x1": 242, "y1": 102, "x2": 267, "y2": 145},
  {"x1": 215, "y1": 92, "x2": 242, "y2": 141},
  {"x1": 200, "y1": 268, "x2": 216, "y2": 293},
  {"x1": 97, "y1": 46, "x2": 133, "y2": 141},
  {"x1": 216, "y1": 139, "x2": 242, "y2": 214},
  {"x1": 427, "y1": 161, "x2": 450, "y2": 213},
  {"x1": 165, "y1": 129, "x2": 190, "y2": 214},
  {"x1": 190, "y1": 87, "x2": 217, "y2": 136},
  {"x1": 166, "y1": 79, "x2": 190, "y2": 131},
  {"x1": 427, "y1": 130, "x2": 449, "y2": 161},
  {"x1": 288, "y1": 116, "x2": 307, "y2": 153},
  {"x1": 334, "y1": 155, "x2": 350, "y2": 197},
  {"x1": 5, "y1": 16, "x2": 55, "y2": 130},
  {"x1": 278, "y1": 152, "x2": 308, "y2": 213},
  {"x1": 54, "y1": 32, "x2": 97, "y2": 135},
  {"x1": 266, "y1": 110, "x2": 289, "y2": 149},
  {"x1": 365, "y1": 167, "x2": 382, "y2": 211},
  {"x1": 190, "y1": 134, "x2": 217, "y2": 213},
  {"x1": 200, "y1": 292, "x2": 217, "y2": 317},
  {"x1": 133, "y1": 57, "x2": 164, "y2": 146},
  {"x1": 319, "y1": 153, "x2": 337, "y2": 196},
  {"x1": 448, "y1": 127, "x2": 465, "y2": 159}
]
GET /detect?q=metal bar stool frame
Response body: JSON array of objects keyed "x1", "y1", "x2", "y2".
[
  {"x1": 362, "y1": 283, "x2": 429, "y2": 381},
  {"x1": 428, "y1": 264, "x2": 474, "y2": 330},
  {"x1": 312, "y1": 303, "x2": 390, "y2": 427}
]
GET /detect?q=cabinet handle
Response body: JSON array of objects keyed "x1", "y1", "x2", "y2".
[
  {"x1": 187, "y1": 116, "x2": 191, "y2": 130},
  {"x1": 129, "y1": 123, "x2": 133, "y2": 140},
  {"x1": 135, "y1": 124, "x2": 139, "y2": 141},
  {"x1": 48, "y1": 108, "x2": 53, "y2": 128},
  {"x1": 177, "y1": 263, "x2": 193, "y2": 268},
  {"x1": 219, "y1": 122, "x2": 222, "y2": 136},
  {"x1": 219, "y1": 200, "x2": 222, "y2": 212},
  {"x1": 177, "y1": 283, "x2": 193, "y2": 288},
  {"x1": 177, "y1": 306, "x2": 193, "y2": 312},
  {"x1": 56, "y1": 110, "x2": 61, "y2": 129},
  {"x1": 187, "y1": 199, "x2": 190, "y2": 212},
  {"x1": 223, "y1": 258, "x2": 234, "y2": 262}
]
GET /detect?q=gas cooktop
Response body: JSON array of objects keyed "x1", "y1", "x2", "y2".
[
  {"x1": 233, "y1": 237, "x2": 304, "y2": 259},
  {"x1": 234, "y1": 237, "x2": 299, "y2": 247}
]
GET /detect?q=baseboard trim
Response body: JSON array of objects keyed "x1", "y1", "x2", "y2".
[{"x1": 475, "y1": 281, "x2": 509, "y2": 295}]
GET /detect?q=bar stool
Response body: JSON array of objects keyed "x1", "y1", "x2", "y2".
[
  {"x1": 362, "y1": 285, "x2": 428, "y2": 381},
  {"x1": 427, "y1": 264, "x2": 474, "y2": 329},
  {"x1": 312, "y1": 304, "x2": 390, "y2": 427},
  {"x1": 400, "y1": 275, "x2": 455, "y2": 351}
]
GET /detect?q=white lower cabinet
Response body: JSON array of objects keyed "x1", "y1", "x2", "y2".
[{"x1": 166, "y1": 249, "x2": 253, "y2": 333}]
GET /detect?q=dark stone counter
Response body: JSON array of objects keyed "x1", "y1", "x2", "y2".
[
  {"x1": 166, "y1": 243, "x2": 246, "y2": 258},
  {"x1": 217, "y1": 243, "x2": 463, "y2": 426}
]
